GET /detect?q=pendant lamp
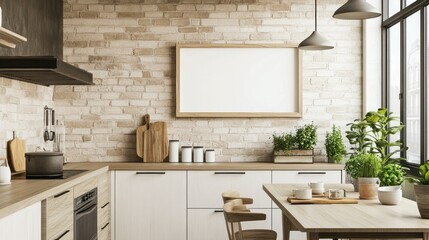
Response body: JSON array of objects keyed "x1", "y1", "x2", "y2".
[
  {"x1": 298, "y1": 0, "x2": 334, "y2": 51},
  {"x1": 333, "y1": 0, "x2": 381, "y2": 20}
]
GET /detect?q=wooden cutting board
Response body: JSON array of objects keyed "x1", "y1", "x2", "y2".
[
  {"x1": 287, "y1": 197, "x2": 358, "y2": 204},
  {"x1": 6, "y1": 136, "x2": 26, "y2": 172},
  {"x1": 136, "y1": 114, "x2": 150, "y2": 158},
  {"x1": 143, "y1": 121, "x2": 168, "y2": 162}
]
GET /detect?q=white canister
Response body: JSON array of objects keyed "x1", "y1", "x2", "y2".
[
  {"x1": 181, "y1": 146, "x2": 192, "y2": 163},
  {"x1": 168, "y1": 140, "x2": 179, "y2": 163},
  {"x1": 0, "y1": 161, "x2": 11, "y2": 185},
  {"x1": 205, "y1": 149, "x2": 215, "y2": 163},
  {"x1": 193, "y1": 146, "x2": 204, "y2": 163}
]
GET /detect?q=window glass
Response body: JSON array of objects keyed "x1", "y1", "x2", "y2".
[
  {"x1": 406, "y1": 12, "x2": 421, "y2": 164},
  {"x1": 388, "y1": 0, "x2": 401, "y2": 18},
  {"x1": 406, "y1": 0, "x2": 417, "y2": 7},
  {"x1": 388, "y1": 24, "x2": 401, "y2": 157}
]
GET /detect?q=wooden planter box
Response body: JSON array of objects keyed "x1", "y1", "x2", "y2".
[{"x1": 273, "y1": 149, "x2": 314, "y2": 164}]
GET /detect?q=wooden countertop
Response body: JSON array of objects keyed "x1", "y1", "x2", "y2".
[{"x1": 0, "y1": 162, "x2": 343, "y2": 220}]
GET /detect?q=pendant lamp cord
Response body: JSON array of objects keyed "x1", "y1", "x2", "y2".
[{"x1": 315, "y1": 0, "x2": 318, "y2": 31}]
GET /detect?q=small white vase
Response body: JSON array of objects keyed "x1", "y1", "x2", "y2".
[{"x1": 0, "y1": 166, "x2": 11, "y2": 185}]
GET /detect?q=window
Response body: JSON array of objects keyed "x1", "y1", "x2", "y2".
[{"x1": 383, "y1": 1, "x2": 428, "y2": 172}]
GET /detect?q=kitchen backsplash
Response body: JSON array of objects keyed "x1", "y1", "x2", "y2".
[
  {"x1": 1, "y1": 0, "x2": 362, "y2": 162},
  {"x1": 0, "y1": 78, "x2": 54, "y2": 158}
]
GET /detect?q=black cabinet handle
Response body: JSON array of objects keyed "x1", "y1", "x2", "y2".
[
  {"x1": 101, "y1": 222, "x2": 110, "y2": 230},
  {"x1": 101, "y1": 202, "x2": 110, "y2": 209},
  {"x1": 54, "y1": 230, "x2": 70, "y2": 240},
  {"x1": 298, "y1": 172, "x2": 327, "y2": 175},
  {"x1": 54, "y1": 190, "x2": 70, "y2": 198},
  {"x1": 214, "y1": 210, "x2": 224, "y2": 213},
  {"x1": 214, "y1": 172, "x2": 246, "y2": 175},
  {"x1": 136, "y1": 172, "x2": 166, "y2": 175}
]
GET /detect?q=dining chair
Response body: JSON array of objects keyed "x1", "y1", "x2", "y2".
[
  {"x1": 222, "y1": 190, "x2": 254, "y2": 204},
  {"x1": 223, "y1": 199, "x2": 277, "y2": 240}
]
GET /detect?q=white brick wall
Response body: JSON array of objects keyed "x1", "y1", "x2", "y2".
[{"x1": 0, "y1": 0, "x2": 362, "y2": 163}]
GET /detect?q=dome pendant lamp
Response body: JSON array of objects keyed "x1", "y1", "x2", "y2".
[
  {"x1": 333, "y1": 0, "x2": 381, "y2": 20},
  {"x1": 298, "y1": 0, "x2": 334, "y2": 51}
]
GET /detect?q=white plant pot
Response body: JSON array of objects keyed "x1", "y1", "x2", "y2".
[{"x1": 378, "y1": 186, "x2": 402, "y2": 205}]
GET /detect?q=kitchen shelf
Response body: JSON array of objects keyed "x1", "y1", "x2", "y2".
[{"x1": 0, "y1": 26, "x2": 27, "y2": 48}]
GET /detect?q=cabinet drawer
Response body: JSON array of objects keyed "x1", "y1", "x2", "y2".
[
  {"x1": 188, "y1": 171, "x2": 272, "y2": 208},
  {"x1": 49, "y1": 226, "x2": 73, "y2": 240},
  {"x1": 272, "y1": 170, "x2": 342, "y2": 184},
  {"x1": 99, "y1": 221, "x2": 110, "y2": 240},
  {"x1": 98, "y1": 201, "x2": 110, "y2": 229},
  {"x1": 42, "y1": 189, "x2": 73, "y2": 240},
  {"x1": 98, "y1": 172, "x2": 110, "y2": 207},
  {"x1": 188, "y1": 208, "x2": 272, "y2": 240}
]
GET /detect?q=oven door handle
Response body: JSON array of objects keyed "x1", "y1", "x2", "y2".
[{"x1": 76, "y1": 203, "x2": 97, "y2": 216}]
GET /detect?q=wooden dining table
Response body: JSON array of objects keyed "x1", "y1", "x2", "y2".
[{"x1": 263, "y1": 184, "x2": 429, "y2": 240}]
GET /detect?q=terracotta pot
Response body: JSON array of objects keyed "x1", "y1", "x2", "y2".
[
  {"x1": 414, "y1": 185, "x2": 429, "y2": 219},
  {"x1": 358, "y1": 177, "x2": 379, "y2": 199}
]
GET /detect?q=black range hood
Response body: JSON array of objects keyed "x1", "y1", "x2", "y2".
[
  {"x1": 0, "y1": 57, "x2": 93, "y2": 86},
  {"x1": 0, "y1": 0, "x2": 93, "y2": 86}
]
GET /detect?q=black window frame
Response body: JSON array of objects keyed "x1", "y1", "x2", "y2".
[{"x1": 382, "y1": 0, "x2": 429, "y2": 175}]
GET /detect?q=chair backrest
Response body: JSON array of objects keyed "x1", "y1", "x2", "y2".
[
  {"x1": 222, "y1": 190, "x2": 253, "y2": 204},
  {"x1": 223, "y1": 199, "x2": 266, "y2": 240}
]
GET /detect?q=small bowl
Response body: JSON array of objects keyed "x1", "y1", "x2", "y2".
[
  {"x1": 312, "y1": 188, "x2": 325, "y2": 195},
  {"x1": 378, "y1": 186, "x2": 402, "y2": 205}
]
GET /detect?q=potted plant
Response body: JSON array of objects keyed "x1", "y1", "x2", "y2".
[
  {"x1": 325, "y1": 125, "x2": 347, "y2": 163},
  {"x1": 272, "y1": 123, "x2": 317, "y2": 164},
  {"x1": 344, "y1": 155, "x2": 362, "y2": 191},
  {"x1": 408, "y1": 161, "x2": 429, "y2": 219},
  {"x1": 356, "y1": 153, "x2": 381, "y2": 199},
  {"x1": 377, "y1": 163, "x2": 407, "y2": 205}
]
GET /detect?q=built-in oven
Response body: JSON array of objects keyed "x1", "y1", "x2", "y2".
[{"x1": 74, "y1": 188, "x2": 97, "y2": 240}]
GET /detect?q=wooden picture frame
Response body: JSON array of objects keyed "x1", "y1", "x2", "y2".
[{"x1": 176, "y1": 44, "x2": 303, "y2": 118}]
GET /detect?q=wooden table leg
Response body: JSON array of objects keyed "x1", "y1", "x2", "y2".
[
  {"x1": 282, "y1": 213, "x2": 293, "y2": 240},
  {"x1": 424, "y1": 232, "x2": 429, "y2": 240},
  {"x1": 307, "y1": 232, "x2": 319, "y2": 240}
]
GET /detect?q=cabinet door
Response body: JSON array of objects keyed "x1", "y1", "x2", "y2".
[
  {"x1": 115, "y1": 171, "x2": 186, "y2": 240},
  {"x1": 188, "y1": 208, "x2": 272, "y2": 240},
  {"x1": 272, "y1": 209, "x2": 306, "y2": 240},
  {"x1": 188, "y1": 171, "x2": 272, "y2": 209},
  {"x1": 0, "y1": 202, "x2": 41, "y2": 240},
  {"x1": 42, "y1": 188, "x2": 73, "y2": 240}
]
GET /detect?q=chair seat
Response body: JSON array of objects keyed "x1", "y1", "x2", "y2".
[{"x1": 236, "y1": 229, "x2": 277, "y2": 240}]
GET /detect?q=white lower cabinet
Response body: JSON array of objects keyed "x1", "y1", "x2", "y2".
[
  {"x1": 115, "y1": 171, "x2": 187, "y2": 240},
  {"x1": 188, "y1": 208, "x2": 272, "y2": 240},
  {"x1": 0, "y1": 202, "x2": 41, "y2": 240}
]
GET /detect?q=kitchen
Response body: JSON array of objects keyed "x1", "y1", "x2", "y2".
[{"x1": 0, "y1": 0, "x2": 428, "y2": 239}]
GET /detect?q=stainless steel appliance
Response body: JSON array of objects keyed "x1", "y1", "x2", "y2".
[
  {"x1": 74, "y1": 188, "x2": 97, "y2": 240},
  {"x1": 25, "y1": 152, "x2": 64, "y2": 178}
]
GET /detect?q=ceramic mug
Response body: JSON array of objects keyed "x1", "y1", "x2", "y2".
[
  {"x1": 308, "y1": 182, "x2": 325, "y2": 195},
  {"x1": 293, "y1": 188, "x2": 312, "y2": 200},
  {"x1": 0, "y1": 166, "x2": 11, "y2": 185},
  {"x1": 324, "y1": 189, "x2": 346, "y2": 199}
]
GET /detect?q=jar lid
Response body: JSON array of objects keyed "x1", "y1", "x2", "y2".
[
  {"x1": 205, "y1": 149, "x2": 215, "y2": 152},
  {"x1": 193, "y1": 146, "x2": 203, "y2": 148},
  {"x1": 169, "y1": 140, "x2": 179, "y2": 142},
  {"x1": 182, "y1": 146, "x2": 192, "y2": 148},
  {"x1": 25, "y1": 152, "x2": 63, "y2": 157}
]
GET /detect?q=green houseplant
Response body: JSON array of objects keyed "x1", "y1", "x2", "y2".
[
  {"x1": 325, "y1": 125, "x2": 347, "y2": 163},
  {"x1": 377, "y1": 163, "x2": 407, "y2": 205},
  {"x1": 408, "y1": 161, "x2": 429, "y2": 218},
  {"x1": 357, "y1": 153, "x2": 382, "y2": 199},
  {"x1": 295, "y1": 123, "x2": 317, "y2": 150},
  {"x1": 272, "y1": 133, "x2": 295, "y2": 153}
]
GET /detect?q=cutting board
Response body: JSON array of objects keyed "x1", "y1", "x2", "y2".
[
  {"x1": 136, "y1": 114, "x2": 150, "y2": 158},
  {"x1": 143, "y1": 121, "x2": 168, "y2": 162},
  {"x1": 287, "y1": 197, "x2": 358, "y2": 204},
  {"x1": 6, "y1": 136, "x2": 26, "y2": 172}
]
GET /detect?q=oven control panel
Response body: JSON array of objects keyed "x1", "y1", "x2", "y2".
[{"x1": 75, "y1": 188, "x2": 97, "y2": 210}]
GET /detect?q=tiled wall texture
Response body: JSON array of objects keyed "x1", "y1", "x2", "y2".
[
  {"x1": 55, "y1": 0, "x2": 362, "y2": 162},
  {"x1": 0, "y1": 78, "x2": 54, "y2": 158}
]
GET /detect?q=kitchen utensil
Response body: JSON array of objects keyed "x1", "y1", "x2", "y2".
[
  {"x1": 287, "y1": 197, "x2": 358, "y2": 204},
  {"x1": 43, "y1": 106, "x2": 56, "y2": 141},
  {"x1": 293, "y1": 188, "x2": 312, "y2": 200},
  {"x1": 7, "y1": 131, "x2": 26, "y2": 172},
  {"x1": 181, "y1": 146, "x2": 192, "y2": 163},
  {"x1": 0, "y1": 157, "x2": 11, "y2": 185},
  {"x1": 25, "y1": 152, "x2": 64, "y2": 178},
  {"x1": 142, "y1": 121, "x2": 168, "y2": 162},
  {"x1": 136, "y1": 114, "x2": 150, "y2": 158}
]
